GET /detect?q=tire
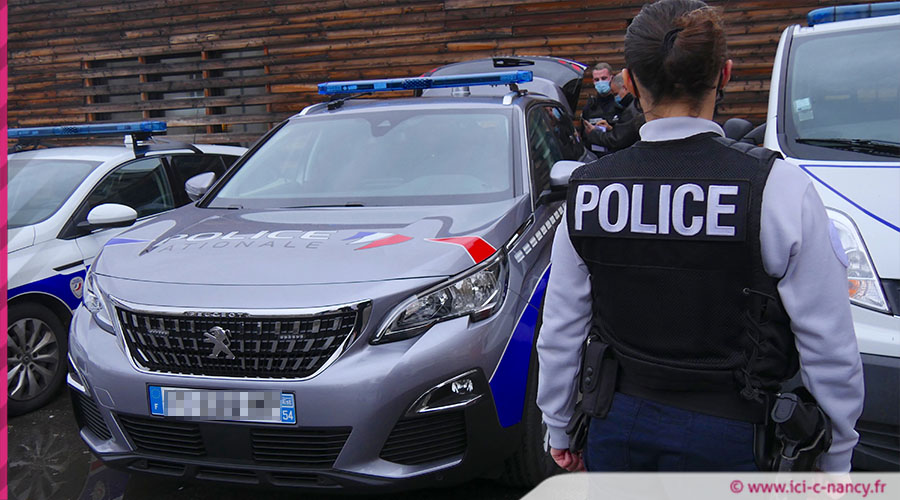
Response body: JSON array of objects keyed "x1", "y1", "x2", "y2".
[
  {"x1": 500, "y1": 304, "x2": 564, "y2": 487},
  {"x1": 7, "y1": 303, "x2": 68, "y2": 416}
]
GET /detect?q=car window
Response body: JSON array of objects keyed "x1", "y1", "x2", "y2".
[
  {"x1": 85, "y1": 157, "x2": 175, "y2": 218},
  {"x1": 527, "y1": 105, "x2": 583, "y2": 195},
  {"x1": 7, "y1": 158, "x2": 101, "y2": 228},
  {"x1": 168, "y1": 154, "x2": 229, "y2": 189},
  {"x1": 209, "y1": 109, "x2": 515, "y2": 208},
  {"x1": 783, "y1": 25, "x2": 900, "y2": 160}
]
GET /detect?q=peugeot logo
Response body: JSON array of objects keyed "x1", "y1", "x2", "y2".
[{"x1": 204, "y1": 326, "x2": 236, "y2": 360}]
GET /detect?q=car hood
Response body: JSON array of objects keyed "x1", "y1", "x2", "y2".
[
  {"x1": 7, "y1": 226, "x2": 35, "y2": 254},
  {"x1": 798, "y1": 161, "x2": 900, "y2": 279},
  {"x1": 94, "y1": 199, "x2": 529, "y2": 285}
]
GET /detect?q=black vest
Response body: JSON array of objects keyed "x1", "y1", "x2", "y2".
[{"x1": 566, "y1": 132, "x2": 799, "y2": 423}]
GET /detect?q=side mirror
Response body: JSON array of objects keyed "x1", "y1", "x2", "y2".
[
  {"x1": 185, "y1": 172, "x2": 216, "y2": 201},
  {"x1": 85, "y1": 203, "x2": 138, "y2": 229},
  {"x1": 550, "y1": 160, "x2": 584, "y2": 190},
  {"x1": 723, "y1": 118, "x2": 754, "y2": 141},
  {"x1": 539, "y1": 160, "x2": 585, "y2": 205}
]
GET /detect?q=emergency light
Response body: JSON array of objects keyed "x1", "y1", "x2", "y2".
[
  {"x1": 318, "y1": 71, "x2": 534, "y2": 95},
  {"x1": 807, "y1": 2, "x2": 900, "y2": 26},
  {"x1": 8, "y1": 121, "x2": 167, "y2": 139}
]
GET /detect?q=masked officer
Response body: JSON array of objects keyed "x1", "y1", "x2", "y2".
[
  {"x1": 537, "y1": 0, "x2": 864, "y2": 472},
  {"x1": 582, "y1": 62, "x2": 617, "y2": 123},
  {"x1": 583, "y1": 72, "x2": 645, "y2": 155}
]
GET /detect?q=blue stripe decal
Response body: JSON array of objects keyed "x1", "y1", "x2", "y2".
[
  {"x1": 7, "y1": 269, "x2": 87, "y2": 311},
  {"x1": 343, "y1": 231, "x2": 375, "y2": 241},
  {"x1": 105, "y1": 238, "x2": 149, "y2": 246},
  {"x1": 489, "y1": 266, "x2": 551, "y2": 428},
  {"x1": 800, "y1": 165, "x2": 900, "y2": 234},
  {"x1": 799, "y1": 164, "x2": 900, "y2": 170}
]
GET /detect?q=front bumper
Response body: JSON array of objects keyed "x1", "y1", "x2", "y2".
[
  {"x1": 851, "y1": 305, "x2": 900, "y2": 471},
  {"x1": 67, "y1": 300, "x2": 528, "y2": 491},
  {"x1": 854, "y1": 352, "x2": 900, "y2": 471}
]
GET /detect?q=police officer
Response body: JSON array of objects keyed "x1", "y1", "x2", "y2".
[
  {"x1": 583, "y1": 72, "x2": 645, "y2": 155},
  {"x1": 537, "y1": 0, "x2": 864, "y2": 472},
  {"x1": 582, "y1": 62, "x2": 618, "y2": 123}
]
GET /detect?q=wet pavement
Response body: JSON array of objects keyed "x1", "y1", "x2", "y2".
[{"x1": 8, "y1": 391, "x2": 530, "y2": 500}]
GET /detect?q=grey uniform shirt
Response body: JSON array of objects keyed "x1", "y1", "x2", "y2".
[{"x1": 536, "y1": 116, "x2": 865, "y2": 472}]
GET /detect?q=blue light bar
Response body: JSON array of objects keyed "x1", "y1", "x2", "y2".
[
  {"x1": 808, "y1": 2, "x2": 900, "y2": 26},
  {"x1": 318, "y1": 70, "x2": 533, "y2": 95},
  {"x1": 8, "y1": 121, "x2": 167, "y2": 139}
]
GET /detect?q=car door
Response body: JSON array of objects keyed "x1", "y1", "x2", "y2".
[
  {"x1": 526, "y1": 103, "x2": 593, "y2": 204},
  {"x1": 70, "y1": 157, "x2": 176, "y2": 267}
]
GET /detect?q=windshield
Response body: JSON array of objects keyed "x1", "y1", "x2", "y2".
[
  {"x1": 7, "y1": 158, "x2": 100, "y2": 228},
  {"x1": 784, "y1": 25, "x2": 900, "y2": 158},
  {"x1": 209, "y1": 109, "x2": 514, "y2": 208}
]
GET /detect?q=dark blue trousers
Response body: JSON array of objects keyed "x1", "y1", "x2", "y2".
[{"x1": 584, "y1": 392, "x2": 759, "y2": 471}]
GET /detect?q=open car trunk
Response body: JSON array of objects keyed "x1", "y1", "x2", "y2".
[{"x1": 420, "y1": 56, "x2": 587, "y2": 114}]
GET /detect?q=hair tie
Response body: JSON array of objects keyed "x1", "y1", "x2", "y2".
[{"x1": 661, "y1": 28, "x2": 683, "y2": 54}]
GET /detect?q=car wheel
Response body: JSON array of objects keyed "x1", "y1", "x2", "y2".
[
  {"x1": 7, "y1": 303, "x2": 68, "y2": 416},
  {"x1": 500, "y1": 303, "x2": 563, "y2": 487}
]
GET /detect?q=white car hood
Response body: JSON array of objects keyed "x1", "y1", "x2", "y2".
[
  {"x1": 795, "y1": 159, "x2": 900, "y2": 279},
  {"x1": 7, "y1": 226, "x2": 35, "y2": 254}
]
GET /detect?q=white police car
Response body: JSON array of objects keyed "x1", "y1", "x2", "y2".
[
  {"x1": 7, "y1": 122, "x2": 246, "y2": 415},
  {"x1": 764, "y1": 4, "x2": 900, "y2": 470}
]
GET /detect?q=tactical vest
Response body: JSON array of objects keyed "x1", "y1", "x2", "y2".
[{"x1": 566, "y1": 132, "x2": 799, "y2": 423}]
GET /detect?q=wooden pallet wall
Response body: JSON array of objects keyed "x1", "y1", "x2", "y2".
[{"x1": 8, "y1": 0, "x2": 871, "y2": 145}]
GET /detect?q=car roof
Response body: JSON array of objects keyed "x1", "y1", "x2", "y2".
[
  {"x1": 8, "y1": 145, "x2": 133, "y2": 162},
  {"x1": 296, "y1": 94, "x2": 556, "y2": 118},
  {"x1": 8, "y1": 143, "x2": 246, "y2": 163},
  {"x1": 796, "y1": 12, "x2": 900, "y2": 36}
]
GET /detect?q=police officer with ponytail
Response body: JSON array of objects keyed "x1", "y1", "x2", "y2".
[{"x1": 537, "y1": 0, "x2": 864, "y2": 472}]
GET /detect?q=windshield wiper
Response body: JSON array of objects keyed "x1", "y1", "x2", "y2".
[
  {"x1": 283, "y1": 203, "x2": 366, "y2": 209},
  {"x1": 795, "y1": 137, "x2": 900, "y2": 157}
]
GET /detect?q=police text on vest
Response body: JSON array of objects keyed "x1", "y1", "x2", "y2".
[{"x1": 568, "y1": 179, "x2": 749, "y2": 241}]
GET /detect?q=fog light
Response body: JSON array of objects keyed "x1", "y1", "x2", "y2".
[
  {"x1": 67, "y1": 354, "x2": 88, "y2": 394},
  {"x1": 407, "y1": 369, "x2": 483, "y2": 416},
  {"x1": 451, "y1": 378, "x2": 474, "y2": 395}
]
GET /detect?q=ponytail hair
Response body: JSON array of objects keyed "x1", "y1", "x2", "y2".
[{"x1": 624, "y1": 0, "x2": 727, "y2": 106}]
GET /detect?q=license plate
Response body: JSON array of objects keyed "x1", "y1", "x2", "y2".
[{"x1": 148, "y1": 386, "x2": 296, "y2": 424}]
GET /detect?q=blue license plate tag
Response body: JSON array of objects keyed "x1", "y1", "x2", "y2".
[{"x1": 148, "y1": 386, "x2": 296, "y2": 424}]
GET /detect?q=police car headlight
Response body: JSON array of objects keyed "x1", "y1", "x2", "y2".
[
  {"x1": 827, "y1": 209, "x2": 890, "y2": 313},
  {"x1": 373, "y1": 252, "x2": 508, "y2": 344},
  {"x1": 84, "y1": 270, "x2": 115, "y2": 333}
]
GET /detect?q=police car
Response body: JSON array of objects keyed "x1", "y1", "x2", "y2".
[
  {"x1": 67, "y1": 57, "x2": 595, "y2": 490},
  {"x1": 764, "y1": 4, "x2": 900, "y2": 470},
  {"x1": 7, "y1": 122, "x2": 246, "y2": 416}
]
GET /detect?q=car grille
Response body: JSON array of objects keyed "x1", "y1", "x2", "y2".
[
  {"x1": 380, "y1": 411, "x2": 467, "y2": 465},
  {"x1": 119, "y1": 415, "x2": 206, "y2": 457},
  {"x1": 72, "y1": 391, "x2": 112, "y2": 441},
  {"x1": 115, "y1": 304, "x2": 364, "y2": 378},
  {"x1": 117, "y1": 414, "x2": 350, "y2": 468},
  {"x1": 251, "y1": 427, "x2": 351, "y2": 467}
]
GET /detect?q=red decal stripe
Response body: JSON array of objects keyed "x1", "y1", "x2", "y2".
[
  {"x1": 355, "y1": 234, "x2": 412, "y2": 250},
  {"x1": 427, "y1": 237, "x2": 496, "y2": 264}
]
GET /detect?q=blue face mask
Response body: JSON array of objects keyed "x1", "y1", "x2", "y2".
[
  {"x1": 595, "y1": 81, "x2": 610, "y2": 94},
  {"x1": 614, "y1": 95, "x2": 623, "y2": 105}
]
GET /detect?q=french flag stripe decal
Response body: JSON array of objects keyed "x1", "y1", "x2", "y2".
[
  {"x1": 427, "y1": 237, "x2": 496, "y2": 264},
  {"x1": 344, "y1": 231, "x2": 376, "y2": 241}
]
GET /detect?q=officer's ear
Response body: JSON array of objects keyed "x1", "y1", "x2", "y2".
[
  {"x1": 719, "y1": 60, "x2": 733, "y2": 90},
  {"x1": 622, "y1": 68, "x2": 638, "y2": 97}
]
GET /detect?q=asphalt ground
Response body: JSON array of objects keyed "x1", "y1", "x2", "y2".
[{"x1": 8, "y1": 390, "x2": 531, "y2": 500}]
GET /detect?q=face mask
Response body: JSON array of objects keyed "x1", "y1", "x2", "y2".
[
  {"x1": 614, "y1": 95, "x2": 623, "y2": 105},
  {"x1": 595, "y1": 81, "x2": 610, "y2": 94}
]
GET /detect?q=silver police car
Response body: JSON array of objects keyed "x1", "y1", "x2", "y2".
[{"x1": 68, "y1": 57, "x2": 594, "y2": 491}]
